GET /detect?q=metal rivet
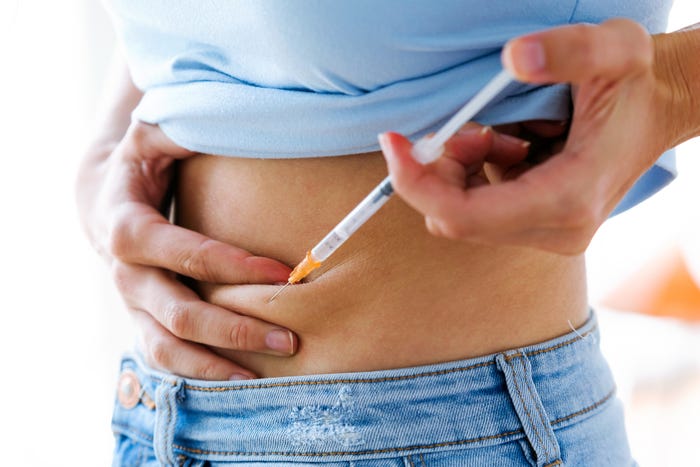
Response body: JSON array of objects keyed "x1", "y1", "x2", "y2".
[{"x1": 117, "y1": 369, "x2": 141, "y2": 409}]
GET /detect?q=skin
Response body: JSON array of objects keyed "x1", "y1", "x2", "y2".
[
  {"x1": 76, "y1": 19, "x2": 700, "y2": 381},
  {"x1": 175, "y1": 127, "x2": 588, "y2": 377}
]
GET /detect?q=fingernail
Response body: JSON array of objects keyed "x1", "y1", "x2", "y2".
[
  {"x1": 480, "y1": 126, "x2": 492, "y2": 136},
  {"x1": 457, "y1": 123, "x2": 482, "y2": 134},
  {"x1": 229, "y1": 373, "x2": 251, "y2": 381},
  {"x1": 505, "y1": 39, "x2": 546, "y2": 77},
  {"x1": 498, "y1": 132, "x2": 530, "y2": 148},
  {"x1": 378, "y1": 132, "x2": 392, "y2": 154},
  {"x1": 266, "y1": 329, "x2": 295, "y2": 354}
]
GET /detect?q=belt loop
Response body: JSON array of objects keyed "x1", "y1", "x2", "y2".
[
  {"x1": 154, "y1": 376, "x2": 184, "y2": 466},
  {"x1": 496, "y1": 351, "x2": 563, "y2": 467}
]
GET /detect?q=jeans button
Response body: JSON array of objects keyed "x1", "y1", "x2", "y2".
[{"x1": 117, "y1": 369, "x2": 141, "y2": 409}]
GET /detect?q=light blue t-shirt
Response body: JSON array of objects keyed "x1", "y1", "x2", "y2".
[{"x1": 105, "y1": 0, "x2": 675, "y2": 211}]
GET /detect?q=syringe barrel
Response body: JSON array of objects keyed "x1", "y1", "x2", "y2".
[
  {"x1": 411, "y1": 138, "x2": 444, "y2": 165},
  {"x1": 411, "y1": 69, "x2": 512, "y2": 164},
  {"x1": 311, "y1": 176, "x2": 393, "y2": 261}
]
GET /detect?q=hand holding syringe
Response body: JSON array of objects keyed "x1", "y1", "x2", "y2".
[{"x1": 269, "y1": 70, "x2": 513, "y2": 301}]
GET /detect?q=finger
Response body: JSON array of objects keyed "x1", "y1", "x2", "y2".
[
  {"x1": 114, "y1": 262, "x2": 297, "y2": 356},
  {"x1": 381, "y1": 131, "x2": 532, "y2": 224},
  {"x1": 122, "y1": 122, "x2": 198, "y2": 161},
  {"x1": 132, "y1": 311, "x2": 258, "y2": 381},
  {"x1": 382, "y1": 131, "x2": 476, "y2": 218},
  {"x1": 520, "y1": 120, "x2": 569, "y2": 138},
  {"x1": 436, "y1": 127, "x2": 530, "y2": 187},
  {"x1": 109, "y1": 202, "x2": 291, "y2": 284},
  {"x1": 386, "y1": 130, "x2": 593, "y2": 247},
  {"x1": 200, "y1": 281, "x2": 308, "y2": 320},
  {"x1": 488, "y1": 130, "x2": 531, "y2": 165},
  {"x1": 503, "y1": 19, "x2": 653, "y2": 84},
  {"x1": 445, "y1": 126, "x2": 529, "y2": 167},
  {"x1": 442, "y1": 125, "x2": 494, "y2": 173}
]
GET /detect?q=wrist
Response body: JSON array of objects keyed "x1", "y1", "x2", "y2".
[{"x1": 652, "y1": 25, "x2": 700, "y2": 150}]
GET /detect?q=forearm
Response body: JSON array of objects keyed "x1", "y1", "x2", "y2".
[
  {"x1": 653, "y1": 23, "x2": 700, "y2": 150},
  {"x1": 85, "y1": 51, "x2": 143, "y2": 156},
  {"x1": 76, "y1": 52, "x2": 143, "y2": 254}
]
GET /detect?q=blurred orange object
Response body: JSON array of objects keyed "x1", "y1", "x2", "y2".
[{"x1": 602, "y1": 246, "x2": 700, "y2": 322}]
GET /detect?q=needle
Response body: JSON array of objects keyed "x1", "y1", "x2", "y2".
[
  {"x1": 268, "y1": 283, "x2": 291, "y2": 303},
  {"x1": 266, "y1": 70, "x2": 513, "y2": 303}
]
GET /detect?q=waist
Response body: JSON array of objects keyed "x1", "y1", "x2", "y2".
[
  {"x1": 112, "y1": 313, "x2": 615, "y2": 462},
  {"x1": 174, "y1": 152, "x2": 588, "y2": 377}
]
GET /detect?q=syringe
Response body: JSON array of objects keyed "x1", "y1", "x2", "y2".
[{"x1": 268, "y1": 69, "x2": 513, "y2": 302}]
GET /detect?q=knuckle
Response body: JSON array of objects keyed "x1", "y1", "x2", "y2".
[
  {"x1": 108, "y1": 208, "x2": 137, "y2": 261},
  {"x1": 439, "y1": 220, "x2": 468, "y2": 240},
  {"x1": 425, "y1": 217, "x2": 450, "y2": 238},
  {"x1": 228, "y1": 320, "x2": 250, "y2": 350},
  {"x1": 606, "y1": 19, "x2": 653, "y2": 72},
  {"x1": 571, "y1": 23, "x2": 595, "y2": 42},
  {"x1": 149, "y1": 337, "x2": 171, "y2": 368},
  {"x1": 425, "y1": 218, "x2": 442, "y2": 237},
  {"x1": 125, "y1": 121, "x2": 152, "y2": 153},
  {"x1": 629, "y1": 30, "x2": 653, "y2": 71},
  {"x1": 110, "y1": 261, "x2": 132, "y2": 294},
  {"x1": 197, "y1": 361, "x2": 224, "y2": 381},
  {"x1": 162, "y1": 300, "x2": 191, "y2": 338},
  {"x1": 178, "y1": 239, "x2": 217, "y2": 279},
  {"x1": 572, "y1": 25, "x2": 598, "y2": 70}
]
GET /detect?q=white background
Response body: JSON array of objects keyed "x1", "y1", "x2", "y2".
[{"x1": 1, "y1": 1, "x2": 698, "y2": 465}]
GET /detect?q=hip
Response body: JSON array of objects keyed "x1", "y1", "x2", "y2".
[{"x1": 112, "y1": 311, "x2": 635, "y2": 466}]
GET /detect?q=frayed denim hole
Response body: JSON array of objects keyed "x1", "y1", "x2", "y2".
[{"x1": 285, "y1": 385, "x2": 365, "y2": 448}]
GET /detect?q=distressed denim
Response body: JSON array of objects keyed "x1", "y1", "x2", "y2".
[{"x1": 112, "y1": 312, "x2": 635, "y2": 466}]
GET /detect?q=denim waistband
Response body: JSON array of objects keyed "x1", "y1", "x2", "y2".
[{"x1": 112, "y1": 313, "x2": 614, "y2": 464}]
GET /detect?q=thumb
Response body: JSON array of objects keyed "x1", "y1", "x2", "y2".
[{"x1": 502, "y1": 18, "x2": 653, "y2": 84}]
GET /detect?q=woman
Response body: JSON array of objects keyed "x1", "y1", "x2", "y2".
[{"x1": 77, "y1": 1, "x2": 699, "y2": 465}]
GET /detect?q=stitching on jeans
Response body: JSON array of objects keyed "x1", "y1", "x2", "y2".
[
  {"x1": 172, "y1": 429, "x2": 524, "y2": 457},
  {"x1": 112, "y1": 387, "x2": 613, "y2": 458},
  {"x1": 183, "y1": 324, "x2": 597, "y2": 392},
  {"x1": 544, "y1": 461, "x2": 563, "y2": 467},
  {"x1": 507, "y1": 357, "x2": 549, "y2": 460},
  {"x1": 552, "y1": 388, "x2": 615, "y2": 425},
  {"x1": 519, "y1": 356, "x2": 558, "y2": 459},
  {"x1": 420, "y1": 452, "x2": 426, "y2": 466},
  {"x1": 185, "y1": 361, "x2": 495, "y2": 392},
  {"x1": 407, "y1": 455, "x2": 415, "y2": 467}
]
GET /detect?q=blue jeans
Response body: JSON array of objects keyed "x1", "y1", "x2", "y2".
[{"x1": 112, "y1": 312, "x2": 635, "y2": 466}]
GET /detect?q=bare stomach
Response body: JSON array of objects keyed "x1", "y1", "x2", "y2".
[{"x1": 175, "y1": 150, "x2": 588, "y2": 378}]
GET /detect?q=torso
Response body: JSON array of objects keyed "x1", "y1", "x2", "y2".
[
  {"x1": 175, "y1": 150, "x2": 588, "y2": 378},
  {"x1": 108, "y1": 0, "x2": 672, "y2": 379}
]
